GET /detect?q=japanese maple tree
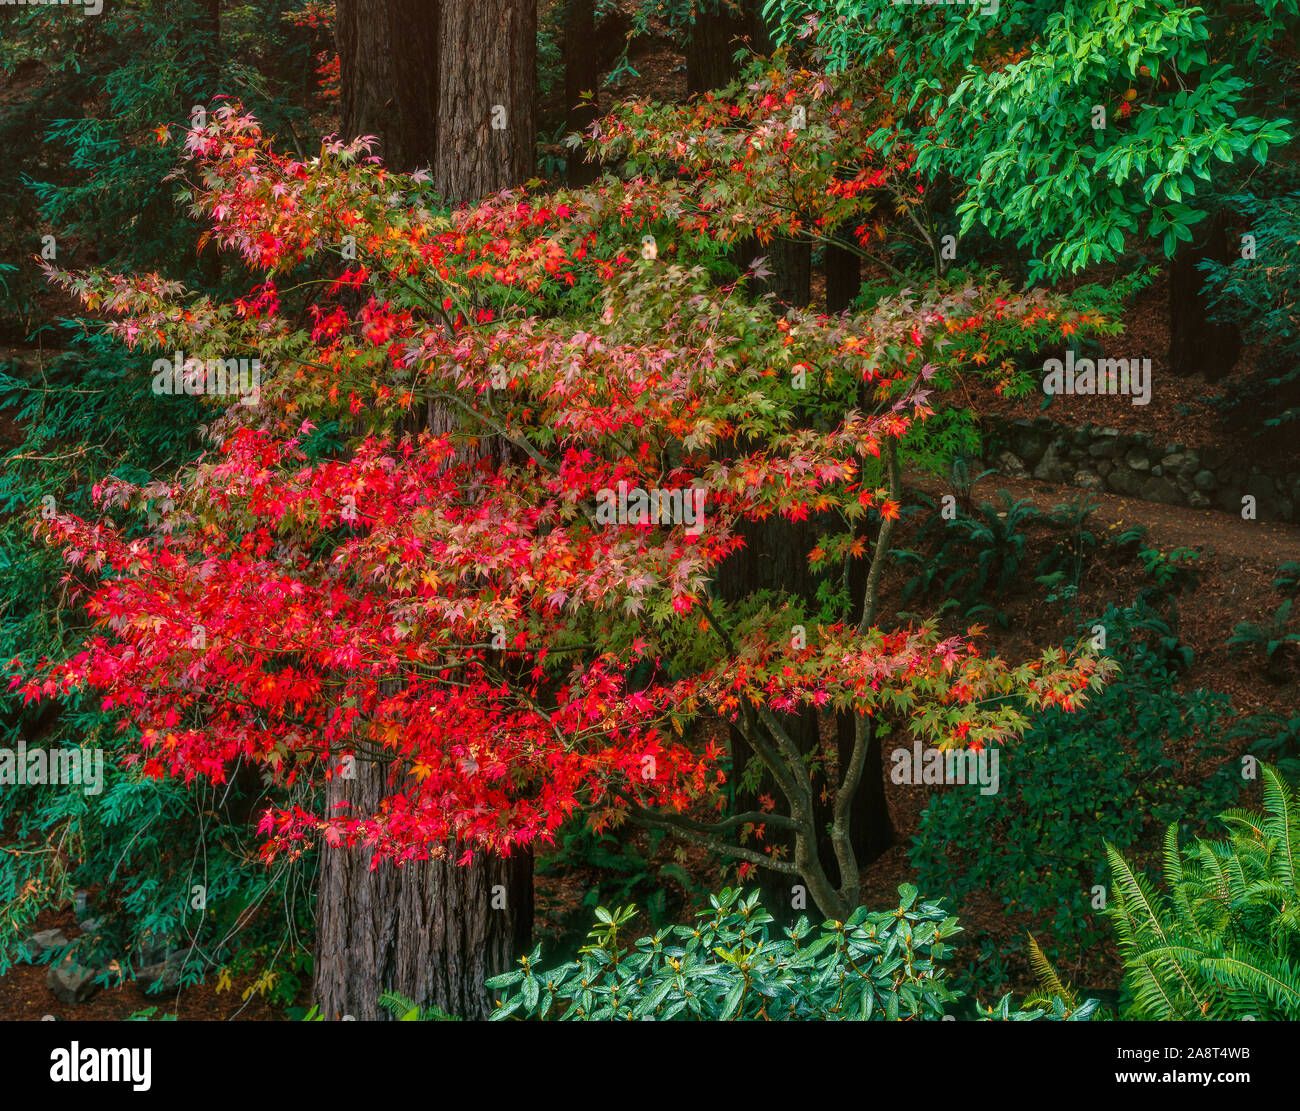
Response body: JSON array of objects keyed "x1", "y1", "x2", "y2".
[{"x1": 12, "y1": 101, "x2": 1119, "y2": 919}]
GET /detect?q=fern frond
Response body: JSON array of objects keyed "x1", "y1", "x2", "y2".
[
  {"x1": 1261, "y1": 765, "x2": 1298, "y2": 888},
  {"x1": 1025, "y1": 933, "x2": 1073, "y2": 1005}
]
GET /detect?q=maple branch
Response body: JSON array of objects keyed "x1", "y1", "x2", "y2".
[
  {"x1": 416, "y1": 389, "x2": 558, "y2": 474},
  {"x1": 622, "y1": 802, "x2": 798, "y2": 836},
  {"x1": 831, "y1": 712, "x2": 871, "y2": 907},
  {"x1": 695, "y1": 598, "x2": 812, "y2": 813},
  {"x1": 621, "y1": 805, "x2": 800, "y2": 874}
]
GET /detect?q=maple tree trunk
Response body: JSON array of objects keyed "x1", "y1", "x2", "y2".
[
  {"x1": 316, "y1": 0, "x2": 537, "y2": 1022},
  {"x1": 718, "y1": 510, "x2": 892, "y2": 923},
  {"x1": 1168, "y1": 208, "x2": 1241, "y2": 382}
]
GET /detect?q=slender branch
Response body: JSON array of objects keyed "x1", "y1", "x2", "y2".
[
  {"x1": 622, "y1": 806, "x2": 800, "y2": 873},
  {"x1": 859, "y1": 436, "x2": 900, "y2": 634}
]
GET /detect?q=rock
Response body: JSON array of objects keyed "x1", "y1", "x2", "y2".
[
  {"x1": 1010, "y1": 420, "x2": 1049, "y2": 466},
  {"x1": 1106, "y1": 468, "x2": 1145, "y2": 497},
  {"x1": 27, "y1": 928, "x2": 70, "y2": 954},
  {"x1": 135, "y1": 956, "x2": 182, "y2": 995},
  {"x1": 996, "y1": 450, "x2": 1029, "y2": 479},
  {"x1": 1188, "y1": 491, "x2": 1212, "y2": 509},
  {"x1": 1193, "y1": 469, "x2": 1216, "y2": 491},
  {"x1": 1075, "y1": 469, "x2": 1104, "y2": 491},
  {"x1": 1088, "y1": 439, "x2": 1118, "y2": 459},
  {"x1": 47, "y1": 955, "x2": 100, "y2": 1005},
  {"x1": 1032, "y1": 442, "x2": 1068, "y2": 482},
  {"x1": 1151, "y1": 465, "x2": 1163, "y2": 477},
  {"x1": 1124, "y1": 448, "x2": 1150, "y2": 471},
  {"x1": 77, "y1": 918, "x2": 103, "y2": 935},
  {"x1": 1140, "y1": 476, "x2": 1182, "y2": 505},
  {"x1": 1162, "y1": 451, "x2": 1200, "y2": 477},
  {"x1": 136, "y1": 928, "x2": 175, "y2": 967},
  {"x1": 1244, "y1": 474, "x2": 1279, "y2": 518}
]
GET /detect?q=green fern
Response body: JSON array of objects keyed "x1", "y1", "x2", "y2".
[
  {"x1": 1106, "y1": 766, "x2": 1300, "y2": 1019},
  {"x1": 376, "y1": 991, "x2": 460, "y2": 1022}
]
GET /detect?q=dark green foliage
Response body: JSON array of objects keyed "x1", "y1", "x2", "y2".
[
  {"x1": 893, "y1": 491, "x2": 1095, "y2": 626},
  {"x1": 486, "y1": 885, "x2": 1097, "y2": 1021},
  {"x1": 1243, "y1": 712, "x2": 1300, "y2": 788},
  {"x1": 0, "y1": 0, "x2": 317, "y2": 334},
  {"x1": 910, "y1": 604, "x2": 1241, "y2": 997},
  {"x1": 0, "y1": 335, "x2": 313, "y2": 993},
  {"x1": 536, "y1": 823, "x2": 701, "y2": 947},
  {"x1": 1228, "y1": 598, "x2": 1300, "y2": 681},
  {"x1": 1201, "y1": 190, "x2": 1300, "y2": 449},
  {"x1": 1275, "y1": 561, "x2": 1300, "y2": 596},
  {"x1": 1108, "y1": 766, "x2": 1300, "y2": 1019}
]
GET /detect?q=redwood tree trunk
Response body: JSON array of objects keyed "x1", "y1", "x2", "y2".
[
  {"x1": 435, "y1": 0, "x2": 536, "y2": 201},
  {"x1": 563, "y1": 0, "x2": 600, "y2": 187},
  {"x1": 1168, "y1": 208, "x2": 1241, "y2": 382},
  {"x1": 337, "y1": 0, "x2": 440, "y2": 173},
  {"x1": 685, "y1": 1, "x2": 767, "y2": 95},
  {"x1": 318, "y1": 0, "x2": 537, "y2": 1022},
  {"x1": 314, "y1": 761, "x2": 533, "y2": 1021},
  {"x1": 825, "y1": 220, "x2": 861, "y2": 314}
]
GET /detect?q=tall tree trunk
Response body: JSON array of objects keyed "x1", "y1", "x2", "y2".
[
  {"x1": 195, "y1": 0, "x2": 222, "y2": 287},
  {"x1": 825, "y1": 220, "x2": 861, "y2": 314},
  {"x1": 436, "y1": 0, "x2": 536, "y2": 201},
  {"x1": 685, "y1": 1, "x2": 767, "y2": 95},
  {"x1": 318, "y1": 0, "x2": 537, "y2": 1022},
  {"x1": 563, "y1": 0, "x2": 600, "y2": 187},
  {"x1": 314, "y1": 762, "x2": 533, "y2": 1021},
  {"x1": 1168, "y1": 208, "x2": 1241, "y2": 382},
  {"x1": 337, "y1": 0, "x2": 440, "y2": 173}
]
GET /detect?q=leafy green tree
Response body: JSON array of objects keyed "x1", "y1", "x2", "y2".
[{"x1": 765, "y1": 0, "x2": 1297, "y2": 375}]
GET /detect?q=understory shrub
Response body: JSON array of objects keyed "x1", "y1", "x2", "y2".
[
  {"x1": 910, "y1": 603, "x2": 1241, "y2": 996},
  {"x1": 486, "y1": 886, "x2": 1097, "y2": 1021}
]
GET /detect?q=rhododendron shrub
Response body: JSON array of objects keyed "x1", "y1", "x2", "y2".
[{"x1": 12, "y1": 102, "x2": 1119, "y2": 917}]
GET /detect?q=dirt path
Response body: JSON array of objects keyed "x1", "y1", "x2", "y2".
[{"x1": 911, "y1": 468, "x2": 1300, "y2": 566}]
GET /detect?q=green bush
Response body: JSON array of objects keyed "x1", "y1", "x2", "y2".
[
  {"x1": 1107, "y1": 765, "x2": 1300, "y2": 1019},
  {"x1": 910, "y1": 603, "x2": 1240, "y2": 996},
  {"x1": 486, "y1": 886, "x2": 1096, "y2": 1021}
]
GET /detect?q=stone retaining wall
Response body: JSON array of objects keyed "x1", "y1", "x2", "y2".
[{"x1": 983, "y1": 416, "x2": 1300, "y2": 523}]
